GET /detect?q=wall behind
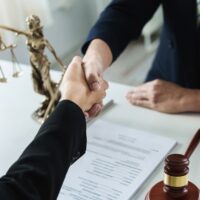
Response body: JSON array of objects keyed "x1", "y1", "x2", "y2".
[{"x1": 0, "y1": 0, "x2": 99, "y2": 65}]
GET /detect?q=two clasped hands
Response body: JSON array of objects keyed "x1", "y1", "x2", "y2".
[{"x1": 61, "y1": 56, "x2": 108, "y2": 117}]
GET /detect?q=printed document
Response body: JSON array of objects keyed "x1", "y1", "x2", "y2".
[{"x1": 58, "y1": 120, "x2": 176, "y2": 200}]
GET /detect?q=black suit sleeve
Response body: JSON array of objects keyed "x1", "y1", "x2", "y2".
[
  {"x1": 82, "y1": 0, "x2": 160, "y2": 61},
  {"x1": 0, "y1": 100, "x2": 86, "y2": 200}
]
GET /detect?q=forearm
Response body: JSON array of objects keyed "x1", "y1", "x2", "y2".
[
  {"x1": 82, "y1": 0, "x2": 160, "y2": 62},
  {"x1": 182, "y1": 89, "x2": 200, "y2": 112},
  {"x1": 0, "y1": 100, "x2": 86, "y2": 200},
  {"x1": 83, "y1": 39, "x2": 113, "y2": 71}
]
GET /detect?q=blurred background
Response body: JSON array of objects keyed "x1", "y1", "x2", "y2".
[{"x1": 0, "y1": 0, "x2": 163, "y2": 86}]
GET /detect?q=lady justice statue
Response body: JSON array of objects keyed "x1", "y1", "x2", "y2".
[{"x1": 0, "y1": 15, "x2": 66, "y2": 123}]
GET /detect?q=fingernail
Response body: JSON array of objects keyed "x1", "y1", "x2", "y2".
[
  {"x1": 95, "y1": 105, "x2": 102, "y2": 113},
  {"x1": 91, "y1": 82, "x2": 100, "y2": 90},
  {"x1": 95, "y1": 105, "x2": 101, "y2": 111}
]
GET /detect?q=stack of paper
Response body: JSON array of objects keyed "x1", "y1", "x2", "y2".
[{"x1": 58, "y1": 120, "x2": 176, "y2": 200}]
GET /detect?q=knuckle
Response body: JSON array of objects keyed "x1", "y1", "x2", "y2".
[
  {"x1": 153, "y1": 79, "x2": 161, "y2": 85},
  {"x1": 73, "y1": 56, "x2": 82, "y2": 62},
  {"x1": 150, "y1": 94, "x2": 159, "y2": 105},
  {"x1": 70, "y1": 62, "x2": 78, "y2": 68},
  {"x1": 151, "y1": 85, "x2": 160, "y2": 94},
  {"x1": 88, "y1": 73, "x2": 98, "y2": 82},
  {"x1": 101, "y1": 80, "x2": 109, "y2": 90},
  {"x1": 152, "y1": 79, "x2": 161, "y2": 88},
  {"x1": 88, "y1": 108, "x2": 96, "y2": 117},
  {"x1": 133, "y1": 100, "x2": 140, "y2": 105},
  {"x1": 150, "y1": 87, "x2": 156, "y2": 95},
  {"x1": 151, "y1": 96, "x2": 157, "y2": 104},
  {"x1": 97, "y1": 78, "x2": 109, "y2": 90},
  {"x1": 98, "y1": 90, "x2": 106, "y2": 98},
  {"x1": 83, "y1": 61, "x2": 95, "y2": 70}
]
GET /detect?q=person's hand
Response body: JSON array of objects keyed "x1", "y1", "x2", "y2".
[
  {"x1": 126, "y1": 79, "x2": 191, "y2": 113},
  {"x1": 82, "y1": 56, "x2": 104, "y2": 118},
  {"x1": 82, "y1": 39, "x2": 112, "y2": 118},
  {"x1": 61, "y1": 56, "x2": 108, "y2": 112},
  {"x1": 83, "y1": 56, "x2": 104, "y2": 91}
]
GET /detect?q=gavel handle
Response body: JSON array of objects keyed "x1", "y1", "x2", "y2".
[{"x1": 184, "y1": 129, "x2": 200, "y2": 159}]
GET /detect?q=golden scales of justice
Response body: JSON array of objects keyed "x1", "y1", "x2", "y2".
[{"x1": 0, "y1": 36, "x2": 22, "y2": 83}]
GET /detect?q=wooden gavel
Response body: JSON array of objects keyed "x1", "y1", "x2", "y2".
[{"x1": 145, "y1": 129, "x2": 200, "y2": 200}]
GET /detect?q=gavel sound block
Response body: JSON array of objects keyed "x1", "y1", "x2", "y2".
[{"x1": 145, "y1": 130, "x2": 200, "y2": 200}]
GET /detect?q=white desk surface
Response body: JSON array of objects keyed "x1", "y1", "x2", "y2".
[{"x1": 0, "y1": 60, "x2": 200, "y2": 200}]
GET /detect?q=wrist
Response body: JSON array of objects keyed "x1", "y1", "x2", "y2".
[
  {"x1": 61, "y1": 94, "x2": 85, "y2": 112},
  {"x1": 83, "y1": 39, "x2": 112, "y2": 71},
  {"x1": 181, "y1": 89, "x2": 200, "y2": 112},
  {"x1": 83, "y1": 51, "x2": 104, "y2": 71}
]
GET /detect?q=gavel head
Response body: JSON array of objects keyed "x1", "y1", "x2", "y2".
[{"x1": 164, "y1": 154, "x2": 189, "y2": 198}]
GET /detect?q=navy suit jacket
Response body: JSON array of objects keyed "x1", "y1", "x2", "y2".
[
  {"x1": 82, "y1": 0, "x2": 200, "y2": 89},
  {"x1": 0, "y1": 100, "x2": 86, "y2": 200}
]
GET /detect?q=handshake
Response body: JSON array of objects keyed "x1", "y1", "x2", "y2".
[{"x1": 61, "y1": 56, "x2": 108, "y2": 118}]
